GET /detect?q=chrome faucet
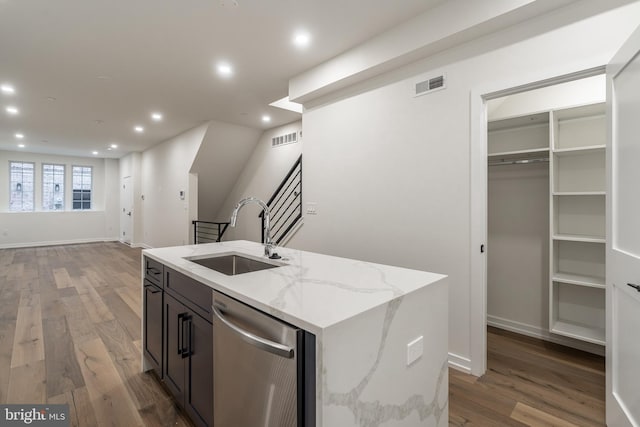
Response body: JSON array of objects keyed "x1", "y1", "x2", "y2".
[{"x1": 230, "y1": 197, "x2": 280, "y2": 259}]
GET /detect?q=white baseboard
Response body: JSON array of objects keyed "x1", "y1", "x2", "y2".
[
  {"x1": 0, "y1": 237, "x2": 119, "y2": 250},
  {"x1": 448, "y1": 352, "x2": 472, "y2": 374},
  {"x1": 487, "y1": 315, "x2": 605, "y2": 356},
  {"x1": 134, "y1": 243, "x2": 153, "y2": 249}
]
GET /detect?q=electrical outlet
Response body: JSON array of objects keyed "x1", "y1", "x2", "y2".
[
  {"x1": 407, "y1": 336, "x2": 423, "y2": 366},
  {"x1": 306, "y1": 202, "x2": 318, "y2": 215}
]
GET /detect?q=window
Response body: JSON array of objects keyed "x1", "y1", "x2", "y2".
[
  {"x1": 72, "y1": 166, "x2": 92, "y2": 210},
  {"x1": 9, "y1": 161, "x2": 35, "y2": 211},
  {"x1": 42, "y1": 164, "x2": 65, "y2": 211}
]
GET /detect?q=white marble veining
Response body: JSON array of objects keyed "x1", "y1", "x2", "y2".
[
  {"x1": 143, "y1": 240, "x2": 448, "y2": 427},
  {"x1": 320, "y1": 282, "x2": 448, "y2": 426},
  {"x1": 143, "y1": 240, "x2": 446, "y2": 335}
]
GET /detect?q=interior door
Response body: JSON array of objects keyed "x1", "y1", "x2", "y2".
[
  {"x1": 120, "y1": 176, "x2": 133, "y2": 244},
  {"x1": 606, "y1": 24, "x2": 640, "y2": 427}
]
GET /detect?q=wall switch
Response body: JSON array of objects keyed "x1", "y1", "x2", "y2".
[
  {"x1": 306, "y1": 202, "x2": 318, "y2": 215},
  {"x1": 407, "y1": 336, "x2": 424, "y2": 366}
]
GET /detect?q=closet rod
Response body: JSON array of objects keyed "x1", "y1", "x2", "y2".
[{"x1": 488, "y1": 157, "x2": 549, "y2": 167}]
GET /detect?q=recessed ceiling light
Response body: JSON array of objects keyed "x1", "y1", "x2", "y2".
[
  {"x1": 15, "y1": 133, "x2": 24, "y2": 139},
  {"x1": 46, "y1": 96, "x2": 56, "y2": 102},
  {"x1": 151, "y1": 112, "x2": 163, "y2": 122},
  {"x1": 1, "y1": 84, "x2": 15, "y2": 94},
  {"x1": 18, "y1": 144, "x2": 25, "y2": 148},
  {"x1": 92, "y1": 151, "x2": 99, "y2": 155},
  {"x1": 217, "y1": 63, "x2": 233, "y2": 77},
  {"x1": 262, "y1": 115, "x2": 271, "y2": 123},
  {"x1": 134, "y1": 126, "x2": 144, "y2": 133},
  {"x1": 5, "y1": 106, "x2": 19, "y2": 115},
  {"x1": 293, "y1": 31, "x2": 311, "y2": 48},
  {"x1": 110, "y1": 143, "x2": 118, "y2": 149}
]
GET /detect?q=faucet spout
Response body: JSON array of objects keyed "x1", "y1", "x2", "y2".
[{"x1": 230, "y1": 197, "x2": 280, "y2": 259}]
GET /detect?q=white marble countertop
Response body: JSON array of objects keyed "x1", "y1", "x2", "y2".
[{"x1": 143, "y1": 240, "x2": 446, "y2": 334}]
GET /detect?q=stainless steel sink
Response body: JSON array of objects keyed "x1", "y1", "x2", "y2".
[{"x1": 186, "y1": 253, "x2": 281, "y2": 276}]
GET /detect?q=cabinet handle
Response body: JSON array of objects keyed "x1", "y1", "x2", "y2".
[
  {"x1": 182, "y1": 315, "x2": 192, "y2": 358},
  {"x1": 627, "y1": 283, "x2": 640, "y2": 292},
  {"x1": 177, "y1": 312, "x2": 188, "y2": 355},
  {"x1": 187, "y1": 316, "x2": 193, "y2": 358},
  {"x1": 145, "y1": 285, "x2": 161, "y2": 294}
]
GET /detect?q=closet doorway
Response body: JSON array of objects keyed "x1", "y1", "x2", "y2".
[{"x1": 485, "y1": 74, "x2": 607, "y2": 361}]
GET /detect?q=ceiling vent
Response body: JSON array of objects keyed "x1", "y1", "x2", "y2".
[
  {"x1": 413, "y1": 74, "x2": 445, "y2": 97},
  {"x1": 272, "y1": 131, "x2": 298, "y2": 148}
]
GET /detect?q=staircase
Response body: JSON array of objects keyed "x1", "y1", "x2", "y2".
[
  {"x1": 192, "y1": 155, "x2": 302, "y2": 245},
  {"x1": 260, "y1": 155, "x2": 302, "y2": 245},
  {"x1": 191, "y1": 221, "x2": 229, "y2": 244}
]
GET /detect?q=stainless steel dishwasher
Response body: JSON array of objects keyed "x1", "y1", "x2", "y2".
[{"x1": 212, "y1": 290, "x2": 315, "y2": 427}]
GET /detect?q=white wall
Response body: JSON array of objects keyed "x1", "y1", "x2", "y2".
[
  {"x1": 488, "y1": 162, "x2": 549, "y2": 333},
  {"x1": 488, "y1": 74, "x2": 606, "y2": 119},
  {"x1": 192, "y1": 120, "x2": 262, "y2": 222},
  {"x1": 0, "y1": 150, "x2": 119, "y2": 248},
  {"x1": 104, "y1": 158, "x2": 120, "y2": 241},
  {"x1": 216, "y1": 121, "x2": 303, "y2": 243},
  {"x1": 141, "y1": 124, "x2": 207, "y2": 248},
  {"x1": 287, "y1": 2, "x2": 640, "y2": 372}
]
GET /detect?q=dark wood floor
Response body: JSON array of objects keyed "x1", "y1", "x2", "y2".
[
  {"x1": 450, "y1": 327, "x2": 605, "y2": 426},
  {"x1": 0, "y1": 242, "x2": 605, "y2": 426}
]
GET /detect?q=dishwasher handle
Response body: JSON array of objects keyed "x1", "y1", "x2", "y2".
[{"x1": 212, "y1": 304, "x2": 294, "y2": 359}]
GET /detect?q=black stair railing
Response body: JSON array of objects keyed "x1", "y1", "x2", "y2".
[
  {"x1": 192, "y1": 221, "x2": 229, "y2": 244},
  {"x1": 260, "y1": 155, "x2": 302, "y2": 245}
]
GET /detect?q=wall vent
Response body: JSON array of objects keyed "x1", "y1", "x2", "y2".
[
  {"x1": 272, "y1": 131, "x2": 298, "y2": 148},
  {"x1": 413, "y1": 74, "x2": 445, "y2": 97}
]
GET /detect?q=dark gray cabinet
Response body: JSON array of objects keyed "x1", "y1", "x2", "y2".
[
  {"x1": 143, "y1": 280, "x2": 163, "y2": 375},
  {"x1": 143, "y1": 258, "x2": 314, "y2": 427},
  {"x1": 143, "y1": 257, "x2": 164, "y2": 377},
  {"x1": 163, "y1": 270, "x2": 213, "y2": 427}
]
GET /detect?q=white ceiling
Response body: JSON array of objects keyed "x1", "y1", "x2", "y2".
[{"x1": 0, "y1": 0, "x2": 447, "y2": 158}]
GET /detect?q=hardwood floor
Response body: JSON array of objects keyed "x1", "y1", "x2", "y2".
[
  {"x1": 449, "y1": 327, "x2": 605, "y2": 426},
  {"x1": 0, "y1": 242, "x2": 191, "y2": 426},
  {"x1": 0, "y1": 242, "x2": 605, "y2": 426}
]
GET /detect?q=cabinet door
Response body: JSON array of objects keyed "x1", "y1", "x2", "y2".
[
  {"x1": 164, "y1": 294, "x2": 188, "y2": 402},
  {"x1": 143, "y1": 281, "x2": 163, "y2": 375},
  {"x1": 185, "y1": 313, "x2": 213, "y2": 427}
]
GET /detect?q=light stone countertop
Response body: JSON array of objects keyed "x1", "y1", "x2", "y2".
[{"x1": 143, "y1": 240, "x2": 446, "y2": 334}]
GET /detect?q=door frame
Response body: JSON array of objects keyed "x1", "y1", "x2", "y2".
[{"x1": 468, "y1": 66, "x2": 605, "y2": 376}]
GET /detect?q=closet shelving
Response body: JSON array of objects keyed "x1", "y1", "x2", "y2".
[
  {"x1": 550, "y1": 102, "x2": 606, "y2": 345},
  {"x1": 488, "y1": 112, "x2": 550, "y2": 159},
  {"x1": 488, "y1": 102, "x2": 606, "y2": 348}
]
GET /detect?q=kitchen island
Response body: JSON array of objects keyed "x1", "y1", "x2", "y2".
[{"x1": 142, "y1": 240, "x2": 448, "y2": 427}]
